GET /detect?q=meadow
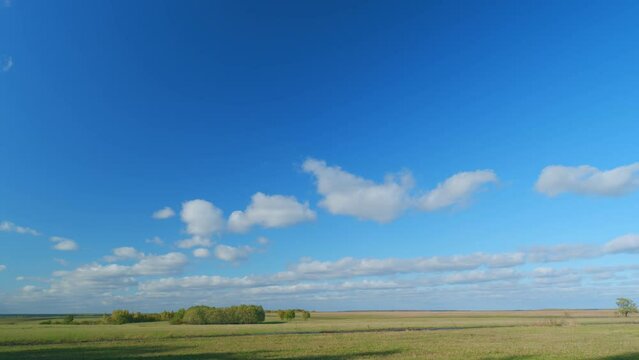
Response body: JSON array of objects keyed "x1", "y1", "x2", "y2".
[{"x1": 1, "y1": 310, "x2": 639, "y2": 359}]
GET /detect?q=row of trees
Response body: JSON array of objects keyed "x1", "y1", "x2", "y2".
[
  {"x1": 103, "y1": 310, "x2": 176, "y2": 324},
  {"x1": 276, "y1": 309, "x2": 311, "y2": 321},
  {"x1": 40, "y1": 306, "x2": 313, "y2": 325},
  {"x1": 172, "y1": 305, "x2": 266, "y2": 325}
]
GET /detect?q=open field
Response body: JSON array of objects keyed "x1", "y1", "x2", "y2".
[{"x1": 1, "y1": 310, "x2": 639, "y2": 359}]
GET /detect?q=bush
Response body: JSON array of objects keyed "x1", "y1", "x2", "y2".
[
  {"x1": 302, "y1": 311, "x2": 311, "y2": 320},
  {"x1": 277, "y1": 309, "x2": 296, "y2": 321},
  {"x1": 108, "y1": 310, "x2": 133, "y2": 324},
  {"x1": 39, "y1": 320, "x2": 52, "y2": 325},
  {"x1": 179, "y1": 305, "x2": 265, "y2": 325},
  {"x1": 170, "y1": 308, "x2": 186, "y2": 324},
  {"x1": 63, "y1": 315, "x2": 74, "y2": 324}
]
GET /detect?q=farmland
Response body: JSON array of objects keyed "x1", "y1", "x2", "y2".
[{"x1": 1, "y1": 310, "x2": 639, "y2": 359}]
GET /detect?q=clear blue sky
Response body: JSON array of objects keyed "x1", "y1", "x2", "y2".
[{"x1": 1, "y1": 0, "x2": 639, "y2": 312}]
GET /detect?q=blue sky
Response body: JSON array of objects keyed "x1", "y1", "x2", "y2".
[{"x1": 1, "y1": 0, "x2": 639, "y2": 313}]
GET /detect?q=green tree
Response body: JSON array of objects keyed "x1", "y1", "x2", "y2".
[
  {"x1": 616, "y1": 298, "x2": 638, "y2": 317},
  {"x1": 302, "y1": 311, "x2": 311, "y2": 320},
  {"x1": 63, "y1": 315, "x2": 74, "y2": 324},
  {"x1": 277, "y1": 309, "x2": 296, "y2": 321}
]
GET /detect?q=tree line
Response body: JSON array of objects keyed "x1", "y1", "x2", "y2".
[{"x1": 40, "y1": 305, "x2": 316, "y2": 325}]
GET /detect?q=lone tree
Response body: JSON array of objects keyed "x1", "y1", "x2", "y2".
[{"x1": 616, "y1": 298, "x2": 638, "y2": 317}]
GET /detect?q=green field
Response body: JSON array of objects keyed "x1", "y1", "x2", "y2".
[{"x1": 1, "y1": 310, "x2": 639, "y2": 359}]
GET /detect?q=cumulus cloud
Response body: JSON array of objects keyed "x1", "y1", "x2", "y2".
[
  {"x1": 193, "y1": 248, "x2": 210, "y2": 258},
  {"x1": 279, "y1": 252, "x2": 526, "y2": 281},
  {"x1": 42, "y1": 252, "x2": 188, "y2": 298},
  {"x1": 228, "y1": 193, "x2": 316, "y2": 232},
  {"x1": 152, "y1": 206, "x2": 175, "y2": 219},
  {"x1": 303, "y1": 158, "x2": 497, "y2": 222},
  {"x1": 525, "y1": 243, "x2": 601, "y2": 263},
  {"x1": 50, "y1": 236, "x2": 78, "y2": 251},
  {"x1": 302, "y1": 158, "x2": 414, "y2": 222},
  {"x1": 214, "y1": 244, "x2": 255, "y2": 262},
  {"x1": 104, "y1": 247, "x2": 144, "y2": 262},
  {"x1": 603, "y1": 234, "x2": 639, "y2": 254},
  {"x1": 418, "y1": 170, "x2": 498, "y2": 211},
  {"x1": 8, "y1": 234, "x2": 639, "y2": 312},
  {"x1": 0, "y1": 221, "x2": 40, "y2": 236},
  {"x1": 0, "y1": 264, "x2": 6, "y2": 271},
  {"x1": 131, "y1": 253, "x2": 188, "y2": 275},
  {"x1": 177, "y1": 199, "x2": 224, "y2": 248},
  {"x1": 535, "y1": 163, "x2": 639, "y2": 197}
]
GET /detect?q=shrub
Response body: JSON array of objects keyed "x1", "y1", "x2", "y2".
[
  {"x1": 108, "y1": 310, "x2": 134, "y2": 324},
  {"x1": 302, "y1": 311, "x2": 311, "y2": 320},
  {"x1": 277, "y1": 309, "x2": 296, "y2": 321},
  {"x1": 170, "y1": 308, "x2": 186, "y2": 324},
  {"x1": 63, "y1": 315, "x2": 74, "y2": 324},
  {"x1": 39, "y1": 320, "x2": 52, "y2": 325}
]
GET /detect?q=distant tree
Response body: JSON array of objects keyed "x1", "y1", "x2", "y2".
[
  {"x1": 284, "y1": 310, "x2": 295, "y2": 321},
  {"x1": 63, "y1": 315, "x2": 74, "y2": 324},
  {"x1": 616, "y1": 298, "x2": 638, "y2": 317},
  {"x1": 109, "y1": 309, "x2": 134, "y2": 324},
  {"x1": 170, "y1": 308, "x2": 186, "y2": 324},
  {"x1": 277, "y1": 309, "x2": 296, "y2": 321},
  {"x1": 302, "y1": 311, "x2": 311, "y2": 321}
]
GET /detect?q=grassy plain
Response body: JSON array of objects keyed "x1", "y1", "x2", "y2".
[{"x1": 1, "y1": 310, "x2": 639, "y2": 359}]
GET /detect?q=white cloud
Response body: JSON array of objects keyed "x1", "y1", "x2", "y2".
[
  {"x1": 54, "y1": 258, "x2": 68, "y2": 266},
  {"x1": 22, "y1": 285, "x2": 38, "y2": 293},
  {"x1": 603, "y1": 234, "x2": 639, "y2": 254},
  {"x1": 145, "y1": 236, "x2": 164, "y2": 246},
  {"x1": 176, "y1": 237, "x2": 212, "y2": 249},
  {"x1": 214, "y1": 244, "x2": 255, "y2": 262},
  {"x1": 178, "y1": 199, "x2": 224, "y2": 248},
  {"x1": 303, "y1": 158, "x2": 498, "y2": 222},
  {"x1": 9, "y1": 230, "x2": 639, "y2": 313},
  {"x1": 193, "y1": 248, "x2": 210, "y2": 258},
  {"x1": 139, "y1": 275, "x2": 258, "y2": 293},
  {"x1": 50, "y1": 236, "x2": 78, "y2": 251},
  {"x1": 0, "y1": 221, "x2": 40, "y2": 236},
  {"x1": 131, "y1": 253, "x2": 188, "y2": 275},
  {"x1": 280, "y1": 252, "x2": 525, "y2": 280},
  {"x1": 0, "y1": 264, "x2": 6, "y2": 272},
  {"x1": 1, "y1": 55, "x2": 12, "y2": 72},
  {"x1": 256, "y1": 236, "x2": 269, "y2": 245},
  {"x1": 302, "y1": 158, "x2": 413, "y2": 222},
  {"x1": 535, "y1": 163, "x2": 639, "y2": 197},
  {"x1": 418, "y1": 170, "x2": 498, "y2": 211},
  {"x1": 40, "y1": 252, "x2": 188, "y2": 298},
  {"x1": 228, "y1": 193, "x2": 316, "y2": 232},
  {"x1": 104, "y1": 247, "x2": 144, "y2": 262},
  {"x1": 152, "y1": 206, "x2": 175, "y2": 219},
  {"x1": 525, "y1": 243, "x2": 601, "y2": 263}
]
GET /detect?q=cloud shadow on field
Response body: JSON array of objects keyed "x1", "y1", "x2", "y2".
[
  {"x1": 594, "y1": 354, "x2": 639, "y2": 360},
  {"x1": 0, "y1": 345, "x2": 402, "y2": 360}
]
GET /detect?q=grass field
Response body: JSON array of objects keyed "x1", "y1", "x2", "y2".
[{"x1": 1, "y1": 310, "x2": 639, "y2": 359}]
